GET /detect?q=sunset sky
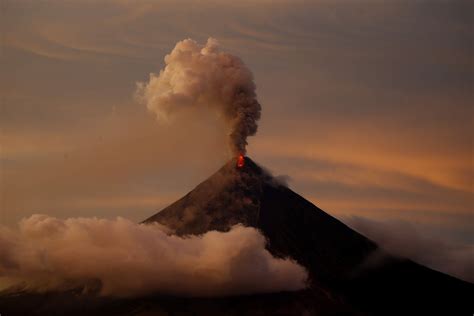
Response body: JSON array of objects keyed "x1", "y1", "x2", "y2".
[{"x1": 1, "y1": 0, "x2": 472, "y2": 251}]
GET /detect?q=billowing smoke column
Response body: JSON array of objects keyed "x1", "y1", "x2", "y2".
[{"x1": 136, "y1": 38, "x2": 261, "y2": 155}]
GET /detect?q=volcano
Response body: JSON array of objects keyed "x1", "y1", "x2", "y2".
[
  {"x1": 1, "y1": 157, "x2": 472, "y2": 315},
  {"x1": 142, "y1": 157, "x2": 473, "y2": 314},
  {"x1": 143, "y1": 157, "x2": 378, "y2": 285}
]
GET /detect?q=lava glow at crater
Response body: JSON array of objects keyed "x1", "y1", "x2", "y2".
[{"x1": 237, "y1": 155, "x2": 245, "y2": 168}]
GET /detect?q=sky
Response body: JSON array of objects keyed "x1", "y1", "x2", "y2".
[{"x1": 0, "y1": 0, "x2": 472, "y2": 258}]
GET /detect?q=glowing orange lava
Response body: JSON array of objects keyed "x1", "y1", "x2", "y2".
[{"x1": 237, "y1": 154, "x2": 245, "y2": 168}]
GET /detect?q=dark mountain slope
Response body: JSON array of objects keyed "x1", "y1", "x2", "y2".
[
  {"x1": 144, "y1": 156, "x2": 473, "y2": 315},
  {"x1": 144, "y1": 157, "x2": 377, "y2": 284}
]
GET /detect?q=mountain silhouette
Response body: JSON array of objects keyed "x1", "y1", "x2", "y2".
[
  {"x1": 143, "y1": 156, "x2": 473, "y2": 314},
  {"x1": 144, "y1": 157, "x2": 377, "y2": 285},
  {"x1": 1, "y1": 157, "x2": 472, "y2": 315}
]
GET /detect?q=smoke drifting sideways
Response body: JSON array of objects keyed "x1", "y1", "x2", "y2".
[
  {"x1": 0, "y1": 215, "x2": 307, "y2": 298},
  {"x1": 136, "y1": 38, "x2": 261, "y2": 155},
  {"x1": 346, "y1": 216, "x2": 474, "y2": 283}
]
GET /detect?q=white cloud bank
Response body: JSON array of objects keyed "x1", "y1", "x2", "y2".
[{"x1": 0, "y1": 215, "x2": 307, "y2": 297}]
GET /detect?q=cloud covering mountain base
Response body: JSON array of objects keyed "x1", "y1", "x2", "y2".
[
  {"x1": 346, "y1": 216, "x2": 474, "y2": 282},
  {"x1": 0, "y1": 215, "x2": 307, "y2": 297}
]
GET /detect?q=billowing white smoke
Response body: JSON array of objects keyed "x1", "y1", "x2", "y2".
[
  {"x1": 0, "y1": 215, "x2": 307, "y2": 297},
  {"x1": 136, "y1": 38, "x2": 261, "y2": 155}
]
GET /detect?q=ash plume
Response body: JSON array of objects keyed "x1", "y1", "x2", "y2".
[
  {"x1": 136, "y1": 38, "x2": 261, "y2": 155},
  {"x1": 0, "y1": 215, "x2": 307, "y2": 297}
]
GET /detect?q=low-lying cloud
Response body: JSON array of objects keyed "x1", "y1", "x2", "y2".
[
  {"x1": 0, "y1": 215, "x2": 307, "y2": 297},
  {"x1": 345, "y1": 216, "x2": 474, "y2": 283}
]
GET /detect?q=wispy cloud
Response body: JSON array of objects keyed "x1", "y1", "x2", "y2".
[{"x1": 345, "y1": 216, "x2": 474, "y2": 282}]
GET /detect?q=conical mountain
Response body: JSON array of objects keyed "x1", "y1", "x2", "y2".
[
  {"x1": 144, "y1": 156, "x2": 377, "y2": 283},
  {"x1": 144, "y1": 156, "x2": 473, "y2": 314}
]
